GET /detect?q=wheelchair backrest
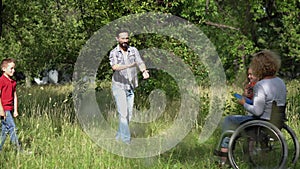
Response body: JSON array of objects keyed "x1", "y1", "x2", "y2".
[{"x1": 269, "y1": 101, "x2": 287, "y2": 129}]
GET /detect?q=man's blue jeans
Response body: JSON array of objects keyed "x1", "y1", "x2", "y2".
[
  {"x1": 0, "y1": 110, "x2": 21, "y2": 151},
  {"x1": 112, "y1": 84, "x2": 134, "y2": 143}
]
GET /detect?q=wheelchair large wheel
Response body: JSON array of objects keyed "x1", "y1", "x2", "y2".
[
  {"x1": 228, "y1": 120, "x2": 288, "y2": 169},
  {"x1": 281, "y1": 124, "x2": 299, "y2": 167}
]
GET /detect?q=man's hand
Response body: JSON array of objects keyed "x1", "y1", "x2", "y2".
[{"x1": 142, "y1": 70, "x2": 150, "y2": 79}]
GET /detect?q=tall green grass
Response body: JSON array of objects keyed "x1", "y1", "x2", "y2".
[{"x1": 0, "y1": 80, "x2": 299, "y2": 169}]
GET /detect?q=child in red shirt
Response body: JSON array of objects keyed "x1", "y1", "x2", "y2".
[
  {"x1": 243, "y1": 67, "x2": 258, "y2": 100},
  {"x1": 0, "y1": 58, "x2": 21, "y2": 152}
]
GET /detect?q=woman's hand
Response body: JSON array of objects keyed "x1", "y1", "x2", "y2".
[{"x1": 238, "y1": 98, "x2": 246, "y2": 105}]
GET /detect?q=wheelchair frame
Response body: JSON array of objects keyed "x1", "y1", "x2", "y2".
[{"x1": 215, "y1": 102, "x2": 299, "y2": 169}]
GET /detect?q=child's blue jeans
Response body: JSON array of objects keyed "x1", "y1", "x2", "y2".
[{"x1": 0, "y1": 110, "x2": 21, "y2": 151}]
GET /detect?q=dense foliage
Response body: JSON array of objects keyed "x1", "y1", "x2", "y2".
[{"x1": 0, "y1": 0, "x2": 299, "y2": 85}]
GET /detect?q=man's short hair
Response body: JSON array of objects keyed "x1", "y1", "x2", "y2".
[{"x1": 116, "y1": 29, "x2": 129, "y2": 37}]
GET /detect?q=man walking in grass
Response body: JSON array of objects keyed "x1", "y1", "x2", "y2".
[
  {"x1": 109, "y1": 29, "x2": 149, "y2": 144},
  {"x1": 0, "y1": 58, "x2": 21, "y2": 152}
]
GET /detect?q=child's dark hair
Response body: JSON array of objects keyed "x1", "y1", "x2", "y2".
[{"x1": 1, "y1": 58, "x2": 15, "y2": 70}]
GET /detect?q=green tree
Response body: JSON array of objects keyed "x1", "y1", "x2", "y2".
[{"x1": 0, "y1": 0, "x2": 299, "y2": 86}]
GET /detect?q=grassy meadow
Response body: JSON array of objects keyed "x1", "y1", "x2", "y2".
[{"x1": 0, "y1": 79, "x2": 299, "y2": 169}]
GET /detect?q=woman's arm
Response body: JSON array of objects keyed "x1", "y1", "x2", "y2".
[{"x1": 243, "y1": 84, "x2": 265, "y2": 117}]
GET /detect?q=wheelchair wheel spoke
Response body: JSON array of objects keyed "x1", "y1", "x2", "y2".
[
  {"x1": 228, "y1": 120, "x2": 288, "y2": 169},
  {"x1": 281, "y1": 124, "x2": 299, "y2": 167}
]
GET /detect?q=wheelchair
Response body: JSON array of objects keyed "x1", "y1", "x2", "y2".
[{"x1": 215, "y1": 102, "x2": 299, "y2": 169}]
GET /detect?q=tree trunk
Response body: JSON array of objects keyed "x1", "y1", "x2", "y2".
[{"x1": 25, "y1": 71, "x2": 32, "y2": 88}]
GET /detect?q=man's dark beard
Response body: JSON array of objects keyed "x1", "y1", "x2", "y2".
[{"x1": 120, "y1": 42, "x2": 129, "y2": 51}]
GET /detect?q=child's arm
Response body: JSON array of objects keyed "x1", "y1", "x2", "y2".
[
  {"x1": 13, "y1": 91, "x2": 18, "y2": 117},
  {"x1": 0, "y1": 90, "x2": 5, "y2": 119}
]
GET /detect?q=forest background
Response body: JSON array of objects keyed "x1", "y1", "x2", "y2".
[
  {"x1": 0, "y1": 0, "x2": 299, "y2": 85},
  {"x1": 0, "y1": 0, "x2": 299, "y2": 168}
]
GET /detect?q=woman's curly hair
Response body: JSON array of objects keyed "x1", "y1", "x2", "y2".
[{"x1": 250, "y1": 50, "x2": 281, "y2": 80}]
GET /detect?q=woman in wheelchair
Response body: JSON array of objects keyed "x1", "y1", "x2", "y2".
[{"x1": 216, "y1": 50, "x2": 286, "y2": 167}]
